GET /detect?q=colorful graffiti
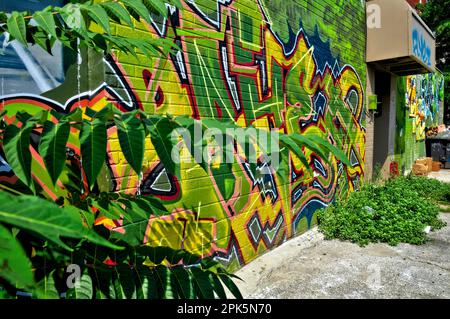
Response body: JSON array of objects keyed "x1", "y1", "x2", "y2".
[
  {"x1": 394, "y1": 73, "x2": 444, "y2": 174},
  {"x1": 0, "y1": 0, "x2": 366, "y2": 270},
  {"x1": 406, "y1": 73, "x2": 444, "y2": 141}
]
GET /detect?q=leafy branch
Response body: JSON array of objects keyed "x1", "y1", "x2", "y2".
[
  {"x1": 0, "y1": 191, "x2": 243, "y2": 299},
  {"x1": 0, "y1": 105, "x2": 352, "y2": 196},
  {"x1": 0, "y1": 90, "x2": 351, "y2": 301},
  {"x1": 0, "y1": 0, "x2": 182, "y2": 59}
]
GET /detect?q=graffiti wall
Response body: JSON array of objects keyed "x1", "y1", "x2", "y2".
[
  {"x1": 0, "y1": 0, "x2": 366, "y2": 270},
  {"x1": 394, "y1": 73, "x2": 445, "y2": 174}
]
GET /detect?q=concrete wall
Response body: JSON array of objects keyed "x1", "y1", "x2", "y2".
[{"x1": 0, "y1": 0, "x2": 367, "y2": 270}]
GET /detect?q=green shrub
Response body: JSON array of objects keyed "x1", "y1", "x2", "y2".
[
  {"x1": 398, "y1": 175, "x2": 450, "y2": 203},
  {"x1": 317, "y1": 176, "x2": 448, "y2": 246}
]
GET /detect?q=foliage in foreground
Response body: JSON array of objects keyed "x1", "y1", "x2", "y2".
[
  {"x1": 0, "y1": 104, "x2": 351, "y2": 299},
  {"x1": 317, "y1": 176, "x2": 448, "y2": 247},
  {"x1": 0, "y1": 0, "x2": 181, "y2": 60},
  {"x1": 0, "y1": 0, "x2": 247, "y2": 300},
  {"x1": 0, "y1": 107, "x2": 251, "y2": 299},
  {"x1": 0, "y1": 191, "x2": 243, "y2": 299}
]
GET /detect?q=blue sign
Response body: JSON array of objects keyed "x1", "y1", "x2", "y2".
[{"x1": 412, "y1": 28, "x2": 432, "y2": 67}]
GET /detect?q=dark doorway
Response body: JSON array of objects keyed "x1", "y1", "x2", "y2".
[{"x1": 373, "y1": 71, "x2": 392, "y2": 170}]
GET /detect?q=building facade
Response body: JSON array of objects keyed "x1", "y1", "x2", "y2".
[
  {"x1": 366, "y1": 0, "x2": 444, "y2": 178},
  {"x1": 0, "y1": 0, "x2": 444, "y2": 270}
]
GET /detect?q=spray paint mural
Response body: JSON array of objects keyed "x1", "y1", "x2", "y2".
[
  {"x1": 0, "y1": 0, "x2": 366, "y2": 270},
  {"x1": 406, "y1": 73, "x2": 445, "y2": 141},
  {"x1": 394, "y1": 73, "x2": 445, "y2": 174}
]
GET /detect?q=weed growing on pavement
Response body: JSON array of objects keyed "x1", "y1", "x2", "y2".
[{"x1": 317, "y1": 176, "x2": 448, "y2": 246}]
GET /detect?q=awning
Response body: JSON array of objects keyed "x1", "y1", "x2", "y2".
[{"x1": 366, "y1": 0, "x2": 436, "y2": 75}]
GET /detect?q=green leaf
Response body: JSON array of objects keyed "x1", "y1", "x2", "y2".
[
  {"x1": 121, "y1": 0, "x2": 153, "y2": 25},
  {"x1": 199, "y1": 257, "x2": 220, "y2": 270},
  {"x1": 14, "y1": 112, "x2": 32, "y2": 124},
  {"x1": 218, "y1": 270, "x2": 243, "y2": 299},
  {"x1": 127, "y1": 38, "x2": 159, "y2": 57},
  {"x1": 104, "y1": 35, "x2": 134, "y2": 56},
  {"x1": 142, "y1": 0, "x2": 167, "y2": 17},
  {"x1": 0, "y1": 223, "x2": 34, "y2": 290},
  {"x1": 279, "y1": 135, "x2": 311, "y2": 172},
  {"x1": 59, "y1": 3, "x2": 87, "y2": 37},
  {"x1": 0, "y1": 12, "x2": 7, "y2": 24},
  {"x1": 171, "y1": 266, "x2": 195, "y2": 299},
  {"x1": 178, "y1": 120, "x2": 209, "y2": 173},
  {"x1": 135, "y1": 196, "x2": 168, "y2": 214},
  {"x1": 33, "y1": 11, "x2": 57, "y2": 39},
  {"x1": 121, "y1": 266, "x2": 138, "y2": 299},
  {"x1": 101, "y1": 2, "x2": 134, "y2": 28},
  {"x1": 91, "y1": 266, "x2": 114, "y2": 299},
  {"x1": 135, "y1": 246, "x2": 168, "y2": 265},
  {"x1": 167, "y1": 0, "x2": 182, "y2": 8},
  {"x1": 117, "y1": 198, "x2": 150, "y2": 221},
  {"x1": 32, "y1": 30, "x2": 54, "y2": 54},
  {"x1": 61, "y1": 107, "x2": 83, "y2": 123},
  {"x1": 7, "y1": 11, "x2": 27, "y2": 45},
  {"x1": 174, "y1": 116, "x2": 196, "y2": 128},
  {"x1": 92, "y1": 104, "x2": 115, "y2": 121},
  {"x1": 34, "y1": 270, "x2": 59, "y2": 299},
  {"x1": 80, "y1": 119, "x2": 107, "y2": 190},
  {"x1": 0, "y1": 192, "x2": 123, "y2": 251},
  {"x1": 189, "y1": 267, "x2": 215, "y2": 299},
  {"x1": 210, "y1": 273, "x2": 227, "y2": 299},
  {"x1": 82, "y1": 4, "x2": 111, "y2": 34},
  {"x1": 3, "y1": 122, "x2": 35, "y2": 190},
  {"x1": 163, "y1": 248, "x2": 185, "y2": 265},
  {"x1": 87, "y1": 31, "x2": 108, "y2": 51},
  {"x1": 91, "y1": 199, "x2": 124, "y2": 222},
  {"x1": 289, "y1": 134, "x2": 329, "y2": 162},
  {"x1": 135, "y1": 266, "x2": 158, "y2": 299},
  {"x1": 115, "y1": 116, "x2": 145, "y2": 175},
  {"x1": 155, "y1": 265, "x2": 175, "y2": 299},
  {"x1": 65, "y1": 269, "x2": 93, "y2": 299},
  {"x1": 182, "y1": 252, "x2": 202, "y2": 266},
  {"x1": 305, "y1": 134, "x2": 352, "y2": 167},
  {"x1": 109, "y1": 219, "x2": 150, "y2": 246},
  {"x1": 145, "y1": 117, "x2": 179, "y2": 177},
  {"x1": 38, "y1": 121, "x2": 70, "y2": 186}
]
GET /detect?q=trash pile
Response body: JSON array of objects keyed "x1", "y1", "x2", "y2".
[{"x1": 412, "y1": 157, "x2": 439, "y2": 176}]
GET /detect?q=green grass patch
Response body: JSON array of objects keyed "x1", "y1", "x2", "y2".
[{"x1": 317, "y1": 176, "x2": 448, "y2": 246}]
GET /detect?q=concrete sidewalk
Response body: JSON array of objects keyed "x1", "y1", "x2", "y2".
[
  {"x1": 429, "y1": 169, "x2": 450, "y2": 183},
  {"x1": 233, "y1": 212, "x2": 450, "y2": 299}
]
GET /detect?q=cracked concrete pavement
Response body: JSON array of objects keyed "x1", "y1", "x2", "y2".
[{"x1": 233, "y1": 212, "x2": 450, "y2": 299}]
